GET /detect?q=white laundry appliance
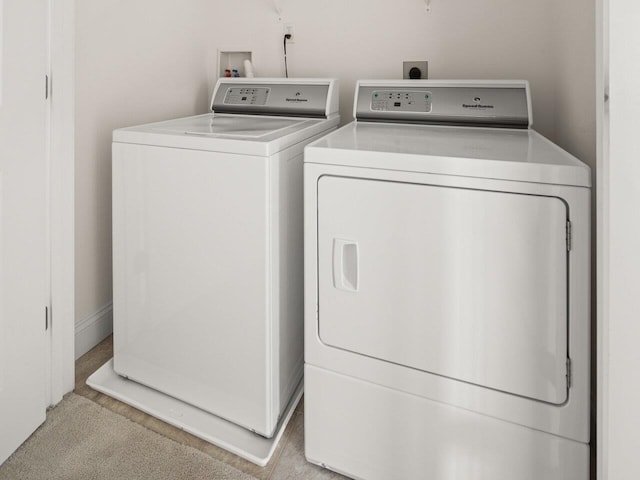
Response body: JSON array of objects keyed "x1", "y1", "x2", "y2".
[
  {"x1": 87, "y1": 78, "x2": 339, "y2": 465},
  {"x1": 303, "y1": 80, "x2": 590, "y2": 479}
]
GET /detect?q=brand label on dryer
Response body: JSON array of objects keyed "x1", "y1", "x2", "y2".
[
  {"x1": 286, "y1": 92, "x2": 309, "y2": 102},
  {"x1": 462, "y1": 103, "x2": 495, "y2": 110}
]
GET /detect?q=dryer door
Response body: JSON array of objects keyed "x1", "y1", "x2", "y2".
[{"x1": 317, "y1": 175, "x2": 569, "y2": 404}]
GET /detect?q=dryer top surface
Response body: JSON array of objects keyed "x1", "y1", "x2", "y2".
[{"x1": 305, "y1": 122, "x2": 591, "y2": 187}]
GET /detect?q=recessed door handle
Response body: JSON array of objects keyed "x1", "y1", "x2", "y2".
[{"x1": 333, "y1": 238, "x2": 359, "y2": 292}]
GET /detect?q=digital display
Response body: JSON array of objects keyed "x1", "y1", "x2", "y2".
[{"x1": 394, "y1": 102, "x2": 401, "y2": 107}]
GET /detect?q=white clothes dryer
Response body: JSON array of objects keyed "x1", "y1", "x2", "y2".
[
  {"x1": 88, "y1": 78, "x2": 339, "y2": 466},
  {"x1": 303, "y1": 80, "x2": 590, "y2": 479}
]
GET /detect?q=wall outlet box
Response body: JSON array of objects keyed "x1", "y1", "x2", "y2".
[
  {"x1": 403, "y1": 61, "x2": 428, "y2": 80},
  {"x1": 284, "y1": 23, "x2": 295, "y2": 44},
  {"x1": 217, "y1": 50, "x2": 252, "y2": 78}
]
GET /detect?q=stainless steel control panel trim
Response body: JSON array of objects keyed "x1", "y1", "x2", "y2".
[
  {"x1": 212, "y1": 80, "x2": 332, "y2": 118},
  {"x1": 354, "y1": 80, "x2": 531, "y2": 128}
]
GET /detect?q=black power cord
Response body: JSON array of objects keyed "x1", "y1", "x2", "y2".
[{"x1": 283, "y1": 34, "x2": 292, "y2": 78}]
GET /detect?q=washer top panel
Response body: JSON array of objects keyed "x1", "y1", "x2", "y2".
[
  {"x1": 114, "y1": 112, "x2": 339, "y2": 157},
  {"x1": 151, "y1": 114, "x2": 315, "y2": 139},
  {"x1": 113, "y1": 78, "x2": 340, "y2": 156}
]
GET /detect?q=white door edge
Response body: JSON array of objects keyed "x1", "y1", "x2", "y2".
[
  {"x1": 48, "y1": 0, "x2": 75, "y2": 406},
  {"x1": 595, "y1": 0, "x2": 608, "y2": 477}
]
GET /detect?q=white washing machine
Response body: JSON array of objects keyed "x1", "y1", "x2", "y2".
[
  {"x1": 303, "y1": 80, "x2": 590, "y2": 479},
  {"x1": 88, "y1": 78, "x2": 339, "y2": 465}
]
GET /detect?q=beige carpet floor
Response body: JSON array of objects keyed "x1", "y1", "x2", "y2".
[{"x1": 0, "y1": 393, "x2": 257, "y2": 480}]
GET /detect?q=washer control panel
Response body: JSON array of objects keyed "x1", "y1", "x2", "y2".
[
  {"x1": 212, "y1": 80, "x2": 335, "y2": 117},
  {"x1": 371, "y1": 90, "x2": 432, "y2": 113},
  {"x1": 223, "y1": 87, "x2": 270, "y2": 106}
]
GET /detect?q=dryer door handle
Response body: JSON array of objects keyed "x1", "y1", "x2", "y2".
[{"x1": 333, "y1": 239, "x2": 359, "y2": 292}]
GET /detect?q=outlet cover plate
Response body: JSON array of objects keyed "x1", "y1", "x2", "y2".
[
  {"x1": 403, "y1": 61, "x2": 428, "y2": 79},
  {"x1": 284, "y1": 23, "x2": 295, "y2": 44}
]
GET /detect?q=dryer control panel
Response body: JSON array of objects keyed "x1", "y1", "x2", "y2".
[
  {"x1": 356, "y1": 80, "x2": 531, "y2": 129},
  {"x1": 371, "y1": 90, "x2": 432, "y2": 113}
]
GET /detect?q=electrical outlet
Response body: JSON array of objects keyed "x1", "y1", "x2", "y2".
[
  {"x1": 403, "y1": 61, "x2": 428, "y2": 80},
  {"x1": 284, "y1": 23, "x2": 295, "y2": 44}
]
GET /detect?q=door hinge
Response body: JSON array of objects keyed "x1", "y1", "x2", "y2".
[
  {"x1": 45, "y1": 306, "x2": 49, "y2": 330},
  {"x1": 566, "y1": 357, "x2": 572, "y2": 388},
  {"x1": 566, "y1": 220, "x2": 572, "y2": 251},
  {"x1": 45, "y1": 75, "x2": 49, "y2": 100}
]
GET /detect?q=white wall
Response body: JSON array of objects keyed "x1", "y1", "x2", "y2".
[
  {"x1": 75, "y1": 0, "x2": 216, "y2": 352},
  {"x1": 600, "y1": 0, "x2": 640, "y2": 477},
  {"x1": 551, "y1": 0, "x2": 597, "y2": 166},
  {"x1": 74, "y1": 0, "x2": 595, "y2": 356},
  {"x1": 210, "y1": 0, "x2": 594, "y2": 163}
]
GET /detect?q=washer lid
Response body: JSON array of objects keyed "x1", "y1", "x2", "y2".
[
  {"x1": 305, "y1": 122, "x2": 591, "y2": 187},
  {"x1": 153, "y1": 114, "x2": 313, "y2": 138},
  {"x1": 114, "y1": 113, "x2": 338, "y2": 156}
]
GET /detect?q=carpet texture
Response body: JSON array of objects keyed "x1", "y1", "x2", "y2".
[{"x1": 0, "y1": 393, "x2": 257, "y2": 480}]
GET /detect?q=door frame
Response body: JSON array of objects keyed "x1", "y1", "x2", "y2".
[
  {"x1": 596, "y1": 0, "x2": 607, "y2": 476},
  {"x1": 597, "y1": 0, "x2": 640, "y2": 478},
  {"x1": 48, "y1": 0, "x2": 75, "y2": 405}
]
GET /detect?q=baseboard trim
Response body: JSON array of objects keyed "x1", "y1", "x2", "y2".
[{"x1": 75, "y1": 302, "x2": 113, "y2": 360}]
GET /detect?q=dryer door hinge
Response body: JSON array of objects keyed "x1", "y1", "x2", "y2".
[
  {"x1": 566, "y1": 357, "x2": 572, "y2": 388},
  {"x1": 566, "y1": 220, "x2": 572, "y2": 251}
]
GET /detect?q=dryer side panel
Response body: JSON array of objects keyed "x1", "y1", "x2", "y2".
[{"x1": 317, "y1": 176, "x2": 568, "y2": 404}]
